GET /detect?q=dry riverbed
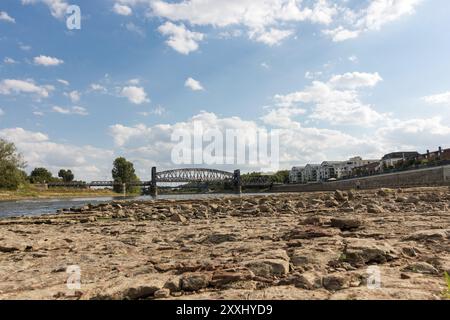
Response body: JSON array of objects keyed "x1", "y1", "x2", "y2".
[{"x1": 0, "y1": 187, "x2": 449, "y2": 300}]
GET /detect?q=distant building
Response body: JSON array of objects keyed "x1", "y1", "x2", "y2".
[
  {"x1": 303, "y1": 164, "x2": 320, "y2": 183},
  {"x1": 381, "y1": 151, "x2": 419, "y2": 170},
  {"x1": 289, "y1": 166, "x2": 304, "y2": 184}
]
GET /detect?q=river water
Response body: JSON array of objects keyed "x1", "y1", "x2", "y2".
[{"x1": 0, "y1": 193, "x2": 264, "y2": 219}]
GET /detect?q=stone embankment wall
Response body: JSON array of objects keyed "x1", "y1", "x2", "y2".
[{"x1": 273, "y1": 165, "x2": 450, "y2": 193}]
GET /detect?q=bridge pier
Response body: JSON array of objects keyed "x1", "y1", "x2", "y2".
[
  {"x1": 150, "y1": 167, "x2": 158, "y2": 197},
  {"x1": 234, "y1": 169, "x2": 242, "y2": 194}
]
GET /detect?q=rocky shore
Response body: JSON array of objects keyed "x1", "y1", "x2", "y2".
[{"x1": 0, "y1": 187, "x2": 449, "y2": 300}]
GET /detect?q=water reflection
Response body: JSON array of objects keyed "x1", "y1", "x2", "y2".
[{"x1": 0, "y1": 193, "x2": 264, "y2": 218}]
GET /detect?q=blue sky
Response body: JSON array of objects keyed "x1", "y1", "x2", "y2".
[{"x1": 1, "y1": 0, "x2": 450, "y2": 180}]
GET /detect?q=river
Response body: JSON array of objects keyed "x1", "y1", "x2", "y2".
[{"x1": 0, "y1": 193, "x2": 265, "y2": 218}]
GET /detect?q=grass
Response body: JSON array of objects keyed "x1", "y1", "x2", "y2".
[
  {"x1": 444, "y1": 272, "x2": 450, "y2": 299},
  {"x1": 0, "y1": 184, "x2": 121, "y2": 202}
]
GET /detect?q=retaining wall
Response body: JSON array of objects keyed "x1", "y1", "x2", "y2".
[{"x1": 273, "y1": 165, "x2": 450, "y2": 193}]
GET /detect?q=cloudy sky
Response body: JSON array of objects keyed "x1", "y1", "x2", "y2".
[{"x1": 1, "y1": 0, "x2": 450, "y2": 180}]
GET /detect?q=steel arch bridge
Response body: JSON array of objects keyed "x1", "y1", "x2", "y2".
[{"x1": 155, "y1": 168, "x2": 234, "y2": 183}]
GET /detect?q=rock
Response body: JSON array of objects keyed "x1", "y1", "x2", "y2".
[
  {"x1": 402, "y1": 262, "x2": 439, "y2": 275},
  {"x1": 325, "y1": 200, "x2": 339, "y2": 207},
  {"x1": 154, "y1": 288, "x2": 171, "y2": 299},
  {"x1": 286, "y1": 226, "x2": 339, "y2": 240},
  {"x1": 322, "y1": 274, "x2": 350, "y2": 291},
  {"x1": 203, "y1": 233, "x2": 238, "y2": 244},
  {"x1": 244, "y1": 259, "x2": 290, "y2": 278},
  {"x1": 0, "y1": 246, "x2": 19, "y2": 253},
  {"x1": 334, "y1": 190, "x2": 347, "y2": 202},
  {"x1": 93, "y1": 275, "x2": 167, "y2": 300},
  {"x1": 301, "y1": 216, "x2": 326, "y2": 226},
  {"x1": 170, "y1": 213, "x2": 187, "y2": 223},
  {"x1": 377, "y1": 188, "x2": 394, "y2": 197},
  {"x1": 163, "y1": 277, "x2": 181, "y2": 293},
  {"x1": 331, "y1": 218, "x2": 362, "y2": 231},
  {"x1": 210, "y1": 269, "x2": 254, "y2": 287},
  {"x1": 180, "y1": 273, "x2": 211, "y2": 292},
  {"x1": 404, "y1": 229, "x2": 449, "y2": 242},
  {"x1": 278, "y1": 273, "x2": 316, "y2": 290},
  {"x1": 342, "y1": 238, "x2": 398, "y2": 267},
  {"x1": 367, "y1": 204, "x2": 384, "y2": 214},
  {"x1": 400, "y1": 273, "x2": 411, "y2": 280}
]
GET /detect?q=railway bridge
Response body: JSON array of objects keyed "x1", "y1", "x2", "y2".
[{"x1": 47, "y1": 167, "x2": 274, "y2": 195}]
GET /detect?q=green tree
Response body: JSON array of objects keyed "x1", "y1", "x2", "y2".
[
  {"x1": 111, "y1": 157, "x2": 140, "y2": 193},
  {"x1": 58, "y1": 169, "x2": 75, "y2": 182},
  {"x1": 30, "y1": 167, "x2": 53, "y2": 184},
  {"x1": 0, "y1": 139, "x2": 26, "y2": 190}
]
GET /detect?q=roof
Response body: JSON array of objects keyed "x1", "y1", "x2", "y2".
[{"x1": 382, "y1": 152, "x2": 419, "y2": 160}]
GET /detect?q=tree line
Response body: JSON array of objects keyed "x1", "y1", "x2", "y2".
[{"x1": 0, "y1": 138, "x2": 140, "y2": 194}]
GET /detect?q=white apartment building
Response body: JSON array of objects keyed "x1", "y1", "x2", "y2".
[
  {"x1": 289, "y1": 166, "x2": 305, "y2": 183},
  {"x1": 290, "y1": 157, "x2": 380, "y2": 184}
]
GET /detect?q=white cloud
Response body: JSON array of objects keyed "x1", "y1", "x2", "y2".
[
  {"x1": 0, "y1": 11, "x2": 15, "y2": 23},
  {"x1": 348, "y1": 55, "x2": 358, "y2": 63},
  {"x1": 21, "y1": 0, "x2": 69, "y2": 19},
  {"x1": 57, "y1": 79, "x2": 69, "y2": 86},
  {"x1": 52, "y1": 106, "x2": 88, "y2": 116},
  {"x1": 422, "y1": 91, "x2": 450, "y2": 105},
  {"x1": 0, "y1": 79, "x2": 52, "y2": 98},
  {"x1": 0, "y1": 127, "x2": 113, "y2": 181},
  {"x1": 66, "y1": 90, "x2": 81, "y2": 103},
  {"x1": 328, "y1": 72, "x2": 382, "y2": 89},
  {"x1": 324, "y1": 0, "x2": 422, "y2": 42},
  {"x1": 158, "y1": 22, "x2": 204, "y2": 55},
  {"x1": 250, "y1": 28, "x2": 294, "y2": 46},
  {"x1": 185, "y1": 77, "x2": 204, "y2": 91},
  {"x1": 138, "y1": 105, "x2": 166, "y2": 117},
  {"x1": 33, "y1": 55, "x2": 64, "y2": 66},
  {"x1": 121, "y1": 86, "x2": 150, "y2": 104},
  {"x1": 3, "y1": 57, "x2": 18, "y2": 64},
  {"x1": 33, "y1": 111, "x2": 44, "y2": 116},
  {"x1": 0, "y1": 108, "x2": 4, "y2": 116},
  {"x1": 113, "y1": 3, "x2": 132, "y2": 16},
  {"x1": 125, "y1": 22, "x2": 146, "y2": 37},
  {"x1": 376, "y1": 117, "x2": 450, "y2": 151},
  {"x1": 90, "y1": 83, "x2": 107, "y2": 93},
  {"x1": 273, "y1": 72, "x2": 386, "y2": 126}
]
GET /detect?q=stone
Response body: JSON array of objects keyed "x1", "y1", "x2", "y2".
[
  {"x1": 180, "y1": 273, "x2": 211, "y2": 292},
  {"x1": 286, "y1": 226, "x2": 339, "y2": 240},
  {"x1": 170, "y1": 213, "x2": 187, "y2": 223},
  {"x1": 278, "y1": 273, "x2": 315, "y2": 290},
  {"x1": 163, "y1": 277, "x2": 181, "y2": 293},
  {"x1": 402, "y1": 262, "x2": 439, "y2": 275},
  {"x1": 203, "y1": 233, "x2": 238, "y2": 244},
  {"x1": 322, "y1": 274, "x2": 350, "y2": 291},
  {"x1": 342, "y1": 238, "x2": 398, "y2": 267},
  {"x1": 334, "y1": 190, "x2": 347, "y2": 202},
  {"x1": 0, "y1": 246, "x2": 19, "y2": 253},
  {"x1": 325, "y1": 200, "x2": 339, "y2": 207},
  {"x1": 331, "y1": 218, "x2": 362, "y2": 231},
  {"x1": 210, "y1": 269, "x2": 254, "y2": 287},
  {"x1": 367, "y1": 204, "x2": 385, "y2": 214},
  {"x1": 154, "y1": 288, "x2": 171, "y2": 299},
  {"x1": 404, "y1": 229, "x2": 449, "y2": 242},
  {"x1": 244, "y1": 259, "x2": 290, "y2": 278}
]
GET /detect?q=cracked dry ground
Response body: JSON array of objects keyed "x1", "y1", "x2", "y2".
[{"x1": 0, "y1": 187, "x2": 449, "y2": 300}]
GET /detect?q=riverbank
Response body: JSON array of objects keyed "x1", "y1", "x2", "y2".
[
  {"x1": 0, "y1": 187, "x2": 449, "y2": 300},
  {"x1": 0, "y1": 186, "x2": 123, "y2": 202}
]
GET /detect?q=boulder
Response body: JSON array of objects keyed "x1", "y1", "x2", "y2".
[
  {"x1": 180, "y1": 273, "x2": 211, "y2": 291},
  {"x1": 404, "y1": 229, "x2": 449, "y2": 242},
  {"x1": 322, "y1": 274, "x2": 350, "y2": 291},
  {"x1": 342, "y1": 238, "x2": 398, "y2": 267},
  {"x1": 334, "y1": 190, "x2": 347, "y2": 202},
  {"x1": 402, "y1": 262, "x2": 439, "y2": 275},
  {"x1": 331, "y1": 218, "x2": 362, "y2": 231},
  {"x1": 170, "y1": 213, "x2": 187, "y2": 223},
  {"x1": 244, "y1": 259, "x2": 290, "y2": 278},
  {"x1": 210, "y1": 268, "x2": 254, "y2": 287}
]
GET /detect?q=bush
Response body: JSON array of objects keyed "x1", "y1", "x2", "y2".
[{"x1": 0, "y1": 162, "x2": 26, "y2": 190}]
